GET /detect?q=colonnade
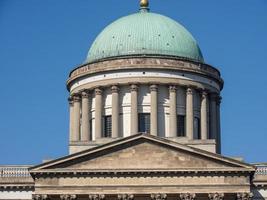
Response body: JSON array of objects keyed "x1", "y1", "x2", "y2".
[{"x1": 68, "y1": 84, "x2": 221, "y2": 143}]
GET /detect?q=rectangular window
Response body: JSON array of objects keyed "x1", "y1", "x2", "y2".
[
  {"x1": 177, "y1": 115, "x2": 185, "y2": 137},
  {"x1": 103, "y1": 115, "x2": 112, "y2": 138},
  {"x1": 89, "y1": 119, "x2": 92, "y2": 140},
  {"x1": 138, "y1": 113, "x2": 150, "y2": 133}
]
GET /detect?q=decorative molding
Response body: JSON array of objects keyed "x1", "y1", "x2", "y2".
[
  {"x1": 88, "y1": 194, "x2": 105, "y2": 200},
  {"x1": 33, "y1": 195, "x2": 49, "y2": 200},
  {"x1": 236, "y1": 193, "x2": 253, "y2": 200},
  {"x1": 111, "y1": 85, "x2": 119, "y2": 93},
  {"x1": 118, "y1": 194, "x2": 134, "y2": 200},
  {"x1": 179, "y1": 193, "x2": 196, "y2": 200},
  {"x1": 208, "y1": 193, "x2": 224, "y2": 200},
  {"x1": 150, "y1": 84, "x2": 158, "y2": 92},
  {"x1": 151, "y1": 193, "x2": 167, "y2": 200}
]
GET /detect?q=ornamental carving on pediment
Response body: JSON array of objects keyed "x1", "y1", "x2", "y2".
[
  {"x1": 60, "y1": 194, "x2": 77, "y2": 200},
  {"x1": 118, "y1": 194, "x2": 134, "y2": 200},
  {"x1": 88, "y1": 194, "x2": 105, "y2": 200},
  {"x1": 237, "y1": 193, "x2": 253, "y2": 200},
  {"x1": 32, "y1": 195, "x2": 49, "y2": 200},
  {"x1": 151, "y1": 193, "x2": 167, "y2": 200},
  {"x1": 179, "y1": 193, "x2": 196, "y2": 200},
  {"x1": 208, "y1": 193, "x2": 224, "y2": 200}
]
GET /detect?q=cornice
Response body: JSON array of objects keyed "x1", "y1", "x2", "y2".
[{"x1": 66, "y1": 57, "x2": 224, "y2": 91}]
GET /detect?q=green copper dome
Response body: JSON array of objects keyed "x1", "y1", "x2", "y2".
[{"x1": 86, "y1": 11, "x2": 204, "y2": 63}]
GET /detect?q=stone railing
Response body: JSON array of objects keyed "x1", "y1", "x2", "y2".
[{"x1": 0, "y1": 165, "x2": 32, "y2": 178}]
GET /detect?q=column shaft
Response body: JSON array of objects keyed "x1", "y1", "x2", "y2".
[
  {"x1": 150, "y1": 85, "x2": 158, "y2": 136},
  {"x1": 95, "y1": 88, "x2": 102, "y2": 139},
  {"x1": 68, "y1": 97, "x2": 74, "y2": 142},
  {"x1": 81, "y1": 91, "x2": 90, "y2": 141},
  {"x1": 216, "y1": 96, "x2": 222, "y2": 153},
  {"x1": 210, "y1": 93, "x2": 217, "y2": 139},
  {"x1": 200, "y1": 91, "x2": 208, "y2": 140},
  {"x1": 72, "y1": 95, "x2": 81, "y2": 141},
  {"x1": 130, "y1": 85, "x2": 138, "y2": 135},
  {"x1": 169, "y1": 86, "x2": 177, "y2": 137},
  {"x1": 112, "y1": 86, "x2": 119, "y2": 138},
  {"x1": 186, "y1": 87, "x2": 194, "y2": 139}
]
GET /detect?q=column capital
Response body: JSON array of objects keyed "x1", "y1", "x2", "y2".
[
  {"x1": 186, "y1": 87, "x2": 193, "y2": 95},
  {"x1": 81, "y1": 90, "x2": 90, "y2": 98},
  {"x1": 151, "y1": 194, "x2": 167, "y2": 200},
  {"x1": 169, "y1": 85, "x2": 177, "y2": 92},
  {"x1": 210, "y1": 92, "x2": 219, "y2": 101},
  {"x1": 130, "y1": 84, "x2": 138, "y2": 92},
  {"x1": 216, "y1": 96, "x2": 222, "y2": 105},
  {"x1": 95, "y1": 88, "x2": 102, "y2": 95},
  {"x1": 150, "y1": 84, "x2": 158, "y2": 92},
  {"x1": 237, "y1": 193, "x2": 253, "y2": 200},
  {"x1": 72, "y1": 94, "x2": 81, "y2": 102},
  {"x1": 68, "y1": 97, "x2": 74, "y2": 105},
  {"x1": 60, "y1": 194, "x2": 77, "y2": 200},
  {"x1": 88, "y1": 194, "x2": 105, "y2": 200},
  {"x1": 208, "y1": 193, "x2": 224, "y2": 200},
  {"x1": 201, "y1": 90, "x2": 208, "y2": 98},
  {"x1": 111, "y1": 85, "x2": 119, "y2": 93},
  {"x1": 179, "y1": 193, "x2": 196, "y2": 200},
  {"x1": 33, "y1": 194, "x2": 49, "y2": 200},
  {"x1": 118, "y1": 194, "x2": 134, "y2": 200}
]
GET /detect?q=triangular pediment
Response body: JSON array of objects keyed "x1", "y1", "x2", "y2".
[{"x1": 30, "y1": 134, "x2": 254, "y2": 172}]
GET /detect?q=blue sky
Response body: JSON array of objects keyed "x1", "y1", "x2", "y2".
[{"x1": 0, "y1": 0, "x2": 266, "y2": 165}]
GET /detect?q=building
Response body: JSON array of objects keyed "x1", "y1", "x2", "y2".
[{"x1": 0, "y1": 1, "x2": 266, "y2": 199}]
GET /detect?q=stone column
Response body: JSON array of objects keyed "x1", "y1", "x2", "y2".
[
  {"x1": 60, "y1": 195, "x2": 77, "y2": 200},
  {"x1": 81, "y1": 91, "x2": 90, "y2": 141},
  {"x1": 68, "y1": 97, "x2": 74, "y2": 142},
  {"x1": 111, "y1": 85, "x2": 119, "y2": 138},
  {"x1": 118, "y1": 194, "x2": 134, "y2": 200},
  {"x1": 237, "y1": 193, "x2": 253, "y2": 200},
  {"x1": 150, "y1": 85, "x2": 158, "y2": 136},
  {"x1": 200, "y1": 90, "x2": 208, "y2": 140},
  {"x1": 95, "y1": 88, "x2": 102, "y2": 139},
  {"x1": 151, "y1": 194, "x2": 167, "y2": 200},
  {"x1": 208, "y1": 193, "x2": 224, "y2": 200},
  {"x1": 216, "y1": 96, "x2": 222, "y2": 153},
  {"x1": 186, "y1": 87, "x2": 194, "y2": 140},
  {"x1": 73, "y1": 94, "x2": 81, "y2": 141},
  {"x1": 130, "y1": 84, "x2": 138, "y2": 135},
  {"x1": 169, "y1": 86, "x2": 177, "y2": 137},
  {"x1": 180, "y1": 193, "x2": 196, "y2": 200},
  {"x1": 210, "y1": 93, "x2": 218, "y2": 139}
]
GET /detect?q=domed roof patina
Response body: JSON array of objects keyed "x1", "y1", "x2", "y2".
[{"x1": 86, "y1": 10, "x2": 204, "y2": 63}]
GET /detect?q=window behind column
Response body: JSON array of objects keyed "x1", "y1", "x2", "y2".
[
  {"x1": 138, "y1": 113, "x2": 150, "y2": 133},
  {"x1": 193, "y1": 117, "x2": 201, "y2": 139},
  {"x1": 103, "y1": 115, "x2": 112, "y2": 138},
  {"x1": 177, "y1": 115, "x2": 185, "y2": 137}
]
